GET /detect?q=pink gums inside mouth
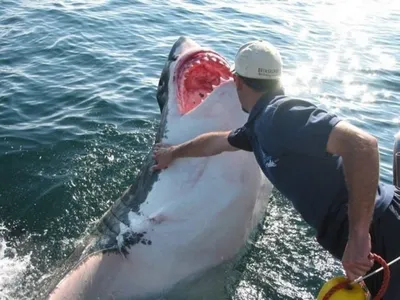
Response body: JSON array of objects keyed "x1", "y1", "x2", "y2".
[{"x1": 176, "y1": 50, "x2": 234, "y2": 115}]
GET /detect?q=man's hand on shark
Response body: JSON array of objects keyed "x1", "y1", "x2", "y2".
[{"x1": 152, "y1": 143, "x2": 174, "y2": 170}]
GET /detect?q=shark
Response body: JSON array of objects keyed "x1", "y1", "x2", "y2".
[{"x1": 45, "y1": 36, "x2": 273, "y2": 300}]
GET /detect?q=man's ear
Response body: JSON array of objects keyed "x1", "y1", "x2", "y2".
[{"x1": 235, "y1": 75, "x2": 244, "y2": 90}]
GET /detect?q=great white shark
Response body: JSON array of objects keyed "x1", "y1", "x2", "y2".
[{"x1": 45, "y1": 36, "x2": 273, "y2": 300}]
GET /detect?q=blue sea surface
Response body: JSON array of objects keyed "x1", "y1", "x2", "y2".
[{"x1": 0, "y1": 0, "x2": 399, "y2": 299}]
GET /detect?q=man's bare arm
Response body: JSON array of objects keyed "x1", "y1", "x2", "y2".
[
  {"x1": 172, "y1": 131, "x2": 238, "y2": 159},
  {"x1": 152, "y1": 131, "x2": 238, "y2": 170},
  {"x1": 326, "y1": 120, "x2": 379, "y2": 238}
]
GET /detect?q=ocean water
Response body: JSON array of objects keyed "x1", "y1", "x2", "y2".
[{"x1": 0, "y1": 0, "x2": 399, "y2": 299}]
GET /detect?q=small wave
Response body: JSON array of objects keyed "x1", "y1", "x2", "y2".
[{"x1": 0, "y1": 225, "x2": 32, "y2": 300}]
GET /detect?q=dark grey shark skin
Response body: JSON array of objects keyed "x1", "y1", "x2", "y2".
[
  {"x1": 41, "y1": 36, "x2": 192, "y2": 299},
  {"x1": 156, "y1": 36, "x2": 185, "y2": 111}
]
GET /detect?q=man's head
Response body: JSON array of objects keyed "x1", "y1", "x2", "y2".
[{"x1": 231, "y1": 40, "x2": 283, "y2": 113}]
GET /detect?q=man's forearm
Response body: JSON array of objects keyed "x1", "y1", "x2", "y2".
[
  {"x1": 172, "y1": 131, "x2": 232, "y2": 159},
  {"x1": 342, "y1": 137, "x2": 379, "y2": 238}
]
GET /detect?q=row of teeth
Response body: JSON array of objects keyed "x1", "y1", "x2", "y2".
[
  {"x1": 197, "y1": 75, "x2": 233, "y2": 101},
  {"x1": 188, "y1": 54, "x2": 230, "y2": 68},
  {"x1": 184, "y1": 72, "x2": 233, "y2": 81}
]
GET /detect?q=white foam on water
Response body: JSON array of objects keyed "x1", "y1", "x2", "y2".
[{"x1": 0, "y1": 225, "x2": 32, "y2": 300}]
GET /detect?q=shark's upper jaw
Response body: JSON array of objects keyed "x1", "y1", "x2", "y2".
[{"x1": 175, "y1": 49, "x2": 234, "y2": 115}]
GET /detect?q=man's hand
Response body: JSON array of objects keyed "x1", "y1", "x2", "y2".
[
  {"x1": 152, "y1": 143, "x2": 175, "y2": 171},
  {"x1": 342, "y1": 233, "x2": 374, "y2": 281}
]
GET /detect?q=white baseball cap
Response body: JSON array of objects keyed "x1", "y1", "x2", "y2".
[{"x1": 230, "y1": 40, "x2": 282, "y2": 80}]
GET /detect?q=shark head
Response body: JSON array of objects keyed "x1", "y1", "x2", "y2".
[{"x1": 157, "y1": 37, "x2": 234, "y2": 116}]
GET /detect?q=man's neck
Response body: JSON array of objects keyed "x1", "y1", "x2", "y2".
[
  {"x1": 244, "y1": 91, "x2": 264, "y2": 112},
  {"x1": 245, "y1": 88, "x2": 285, "y2": 113}
]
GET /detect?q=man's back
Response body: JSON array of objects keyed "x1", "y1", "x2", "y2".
[{"x1": 241, "y1": 95, "x2": 394, "y2": 256}]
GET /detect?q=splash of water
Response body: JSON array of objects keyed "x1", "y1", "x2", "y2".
[{"x1": 0, "y1": 225, "x2": 32, "y2": 300}]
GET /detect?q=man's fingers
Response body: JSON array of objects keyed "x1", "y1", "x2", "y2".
[
  {"x1": 153, "y1": 148, "x2": 164, "y2": 157},
  {"x1": 344, "y1": 259, "x2": 374, "y2": 270},
  {"x1": 346, "y1": 271, "x2": 360, "y2": 281},
  {"x1": 153, "y1": 147, "x2": 165, "y2": 154},
  {"x1": 361, "y1": 260, "x2": 374, "y2": 270},
  {"x1": 346, "y1": 267, "x2": 366, "y2": 277},
  {"x1": 152, "y1": 142, "x2": 173, "y2": 172},
  {"x1": 151, "y1": 164, "x2": 168, "y2": 171},
  {"x1": 344, "y1": 264, "x2": 371, "y2": 274},
  {"x1": 154, "y1": 142, "x2": 169, "y2": 148},
  {"x1": 345, "y1": 267, "x2": 364, "y2": 280},
  {"x1": 151, "y1": 164, "x2": 163, "y2": 171},
  {"x1": 344, "y1": 264, "x2": 372, "y2": 281}
]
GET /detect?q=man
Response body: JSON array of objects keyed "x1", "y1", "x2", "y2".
[{"x1": 152, "y1": 40, "x2": 400, "y2": 298}]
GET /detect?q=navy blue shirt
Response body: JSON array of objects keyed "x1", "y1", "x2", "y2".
[{"x1": 228, "y1": 92, "x2": 394, "y2": 255}]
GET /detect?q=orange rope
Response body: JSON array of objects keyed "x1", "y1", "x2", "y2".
[
  {"x1": 322, "y1": 253, "x2": 390, "y2": 300},
  {"x1": 322, "y1": 279, "x2": 353, "y2": 300},
  {"x1": 370, "y1": 253, "x2": 390, "y2": 299}
]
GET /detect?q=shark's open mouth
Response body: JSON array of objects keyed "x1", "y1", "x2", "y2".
[{"x1": 176, "y1": 50, "x2": 234, "y2": 114}]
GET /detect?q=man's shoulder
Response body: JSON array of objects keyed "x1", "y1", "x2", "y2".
[
  {"x1": 258, "y1": 95, "x2": 318, "y2": 123},
  {"x1": 256, "y1": 95, "x2": 339, "y2": 137},
  {"x1": 265, "y1": 96, "x2": 333, "y2": 125},
  {"x1": 268, "y1": 95, "x2": 317, "y2": 110}
]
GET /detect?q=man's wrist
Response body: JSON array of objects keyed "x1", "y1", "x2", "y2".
[
  {"x1": 171, "y1": 145, "x2": 179, "y2": 159},
  {"x1": 348, "y1": 197, "x2": 374, "y2": 240},
  {"x1": 349, "y1": 225, "x2": 371, "y2": 240},
  {"x1": 172, "y1": 143, "x2": 188, "y2": 159}
]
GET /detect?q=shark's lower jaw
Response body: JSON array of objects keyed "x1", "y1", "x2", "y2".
[{"x1": 176, "y1": 50, "x2": 234, "y2": 114}]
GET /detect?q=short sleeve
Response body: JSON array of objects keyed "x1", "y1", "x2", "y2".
[
  {"x1": 228, "y1": 126, "x2": 253, "y2": 152},
  {"x1": 271, "y1": 100, "x2": 341, "y2": 157}
]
